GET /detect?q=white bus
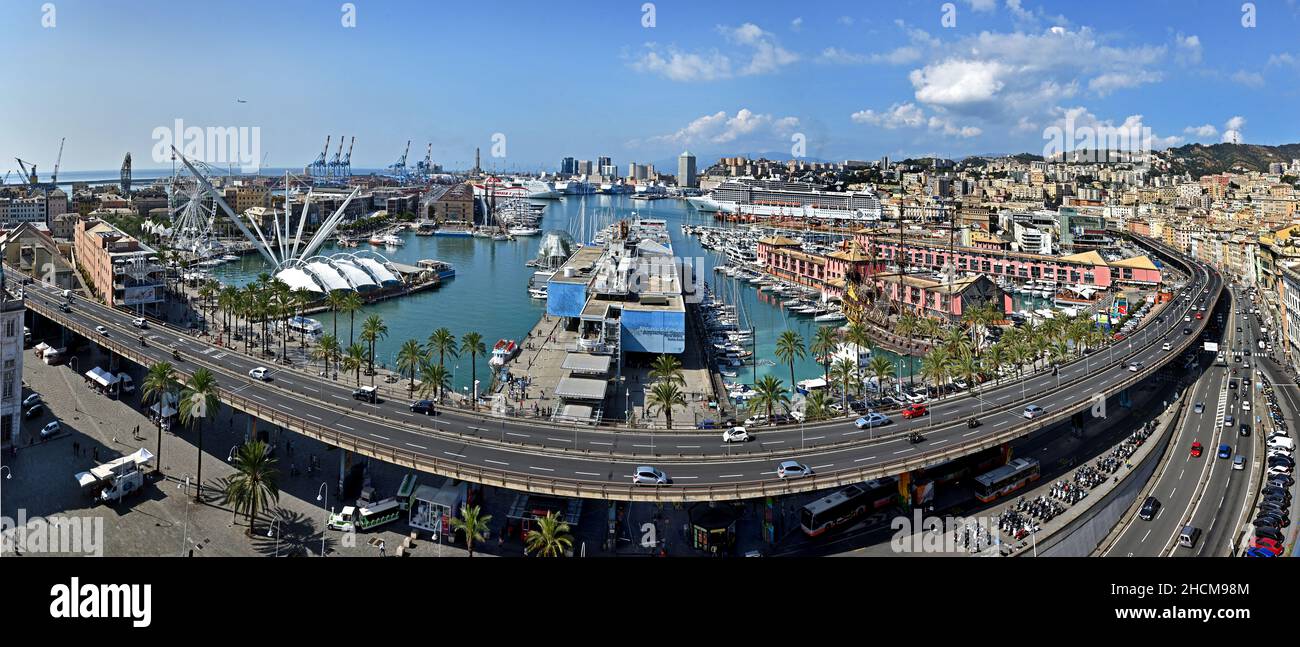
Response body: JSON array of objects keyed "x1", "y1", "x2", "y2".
[
  {"x1": 973, "y1": 458, "x2": 1040, "y2": 503},
  {"x1": 327, "y1": 498, "x2": 403, "y2": 532}
]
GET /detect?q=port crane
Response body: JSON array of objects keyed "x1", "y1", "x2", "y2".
[
  {"x1": 386, "y1": 140, "x2": 411, "y2": 179},
  {"x1": 340, "y1": 136, "x2": 354, "y2": 178},
  {"x1": 327, "y1": 135, "x2": 344, "y2": 177},
  {"x1": 308, "y1": 135, "x2": 330, "y2": 177}
]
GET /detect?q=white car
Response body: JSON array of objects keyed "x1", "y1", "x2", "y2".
[
  {"x1": 742, "y1": 415, "x2": 768, "y2": 427},
  {"x1": 94, "y1": 325, "x2": 108, "y2": 335},
  {"x1": 777, "y1": 461, "x2": 812, "y2": 479},
  {"x1": 722, "y1": 427, "x2": 751, "y2": 443},
  {"x1": 632, "y1": 466, "x2": 669, "y2": 485},
  {"x1": 132, "y1": 317, "x2": 148, "y2": 329},
  {"x1": 1023, "y1": 405, "x2": 1046, "y2": 419},
  {"x1": 248, "y1": 367, "x2": 272, "y2": 381},
  {"x1": 40, "y1": 420, "x2": 61, "y2": 438},
  {"x1": 1127, "y1": 362, "x2": 1142, "y2": 372},
  {"x1": 1242, "y1": 401, "x2": 1251, "y2": 411},
  {"x1": 1161, "y1": 342, "x2": 1172, "y2": 351}
]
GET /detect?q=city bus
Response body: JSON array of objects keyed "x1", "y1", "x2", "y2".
[
  {"x1": 972, "y1": 458, "x2": 1041, "y2": 503},
  {"x1": 327, "y1": 498, "x2": 403, "y2": 532},
  {"x1": 799, "y1": 478, "x2": 897, "y2": 537}
]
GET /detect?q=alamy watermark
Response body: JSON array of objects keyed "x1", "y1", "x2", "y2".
[
  {"x1": 591, "y1": 256, "x2": 706, "y2": 303},
  {"x1": 151, "y1": 118, "x2": 261, "y2": 173},
  {"x1": 2, "y1": 510, "x2": 104, "y2": 556},
  {"x1": 891, "y1": 509, "x2": 1003, "y2": 554},
  {"x1": 1042, "y1": 115, "x2": 1154, "y2": 171}
]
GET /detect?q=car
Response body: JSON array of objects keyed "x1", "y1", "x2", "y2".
[
  {"x1": 132, "y1": 317, "x2": 148, "y2": 329},
  {"x1": 1233, "y1": 454, "x2": 1246, "y2": 470},
  {"x1": 1223, "y1": 414, "x2": 1235, "y2": 427},
  {"x1": 742, "y1": 415, "x2": 769, "y2": 427},
  {"x1": 410, "y1": 399, "x2": 435, "y2": 415},
  {"x1": 902, "y1": 390, "x2": 928, "y2": 405},
  {"x1": 1218, "y1": 443, "x2": 1232, "y2": 459},
  {"x1": 1190, "y1": 441, "x2": 1204, "y2": 457},
  {"x1": 1267, "y1": 465, "x2": 1293, "y2": 477},
  {"x1": 1184, "y1": 316, "x2": 1191, "y2": 322},
  {"x1": 1255, "y1": 526, "x2": 1284, "y2": 542},
  {"x1": 854, "y1": 412, "x2": 891, "y2": 429},
  {"x1": 1023, "y1": 404, "x2": 1046, "y2": 419},
  {"x1": 1242, "y1": 401, "x2": 1251, "y2": 412},
  {"x1": 1245, "y1": 546, "x2": 1279, "y2": 558},
  {"x1": 40, "y1": 420, "x2": 61, "y2": 438},
  {"x1": 1251, "y1": 537, "x2": 1285, "y2": 555},
  {"x1": 58, "y1": 303, "x2": 71, "y2": 313},
  {"x1": 248, "y1": 367, "x2": 271, "y2": 381},
  {"x1": 1229, "y1": 379, "x2": 1237, "y2": 390},
  {"x1": 1161, "y1": 342, "x2": 1172, "y2": 351},
  {"x1": 777, "y1": 460, "x2": 812, "y2": 479},
  {"x1": 632, "y1": 466, "x2": 669, "y2": 485},
  {"x1": 1193, "y1": 402, "x2": 1205, "y2": 414},
  {"x1": 1267, "y1": 455, "x2": 1295, "y2": 469},
  {"x1": 1267, "y1": 474, "x2": 1294, "y2": 488},
  {"x1": 696, "y1": 419, "x2": 718, "y2": 430},
  {"x1": 94, "y1": 325, "x2": 108, "y2": 335},
  {"x1": 22, "y1": 393, "x2": 41, "y2": 408},
  {"x1": 1261, "y1": 486, "x2": 1291, "y2": 500},
  {"x1": 900, "y1": 404, "x2": 928, "y2": 419},
  {"x1": 23, "y1": 403, "x2": 44, "y2": 419},
  {"x1": 1183, "y1": 327, "x2": 1192, "y2": 335},
  {"x1": 1139, "y1": 496, "x2": 1161, "y2": 520},
  {"x1": 351, "y1": 386, "x2": 378, "y2": 403},
  {"x1": 721, "y1": 427, "x2": 751, "y2": 443},
  {"x1": 1195, "y1": 312, "x2": 1203, "y2": 320},
  {"x1": 1127, "y1": 362, "x2": 1142, "y2": 372}
]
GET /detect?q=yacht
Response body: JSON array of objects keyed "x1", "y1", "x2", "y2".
[
  {"x1": 382, "y1": 234, "x2": 405, "y2": 246},
  {"x1": 489, "y1": 339, "x2": 520, "y2": 367}
]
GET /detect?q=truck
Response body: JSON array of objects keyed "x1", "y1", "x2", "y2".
[{"x1": 74, "y1": 448, "x2": 154, "y2": 504}]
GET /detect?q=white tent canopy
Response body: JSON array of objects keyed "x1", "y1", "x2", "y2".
[{"x1": 85, "y1": 366, "x2": 119, "y2": 388}]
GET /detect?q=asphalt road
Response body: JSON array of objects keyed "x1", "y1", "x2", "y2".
[{"x1": 13, "y1": 238, "x2": 1221, "y2": 494}]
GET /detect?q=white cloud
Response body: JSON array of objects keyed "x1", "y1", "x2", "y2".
[
  {"x1": 1183, "y1": 124, "x2": 1219, "y2": 139},
  {"x1": 1044, "y1": 106, "x2": 1182, "y2": 153},
  {"x1": 838, "y1": 16, "x2": 855, "y2": 26},
  {"x1": 1268, "y1": 52, "x2": 1298, "y2": 67},
  {"x1": 1175, "y1": 33, "x2": 1202, "y2": 65},
  {"x1": 928, "y1": 116, "x2": 983, "y2": 138},
  {"x1": 851, "y1": 103, "x2": 926, "y2": 129},
  {"x1": 630, "y1": 23, "x2": 796, "y2": 82},
  {"x1": 719, "y1": 23, "x2": 799, "y2": 75},
  {"x1": 1231, "y1": 70, "x2": 1265, "y2": 88},
  {"x1": 910, "y1": 59, "x2": 1008, "y2": 107},
  {"x1": 630, "y1": 47, "x2": 731, "y2": 82},
  {"x1": 651, "y1": 109, "x2": 801, "y2": 146},
  {"x1": 1087, "y1": 70, "x2": 1162, "y2": 96},
  {"x1": 966, "y1": 0, "x2": 998, "y2": 11},
  {"x1": 791, "y1": 17, "x2": 803, "y2": 31},
  {"x1": 1222, "y1": 115, "x2": 1246, "y2": 143}
]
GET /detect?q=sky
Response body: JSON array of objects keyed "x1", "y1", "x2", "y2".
[{"x1": 2, "y1": 0, "x2": 1300, "y2": 174}]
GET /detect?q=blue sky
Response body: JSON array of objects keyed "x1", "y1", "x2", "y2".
[{"x1": 3, "y1": 0, "x2": 1300, "y2": 173}]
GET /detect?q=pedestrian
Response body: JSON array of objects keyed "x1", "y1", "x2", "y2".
[
  {"x1": 92, "y1": 447, "x2": 99, "y2": 461},
  {"x1": 73, "y1": 440, "x2": 80, "y2": 456},
  {"x1": 378, "y1": 539, "x2": 386, "y2": 557}
]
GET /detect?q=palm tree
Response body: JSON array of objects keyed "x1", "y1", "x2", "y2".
[
  {"x1": 844, "y1": 322, "x2": 871, "y2": 360},
  {"x1": 218, "y1": 285, "x2": 239, "y2": 334},
  {"x1": 831, "y1": 358, "x2": 857, "y2": 412},
  {"x1": 179, "y1": 368, "x2": 221, "y2": 502},
  {"x1": 749, "y1": 374, "x2": 791, "y2": 422},
  {"x1": 417, "y1": 361, "x2": 451, "y2": 403},
  {"x1": 340, "y1": 291, "x2": 363, "y2": 346},
  {"x1": 460, "y1": 332, "x2": 486, "y2": 407},
  {"x1": 197, "y1": 281, "x2": 217, "y2": 331},
  {"x1": 293, "y1": 288, "x2": 315, "y2": 351},
  {"x1": 524, "y1": 510, "x2": 574, "y2": 557},
  {"x1": 360, "y1": 314, "x2": 389, "y2": 383},
  {"x1": 984, "y1": 342, "x2": 1009, "y2": 384},
  {"x1": 646, "y1": 380, "x2": 687, "y2": 429},
  {"x1": 917, "y1": 318, "x2": 942, "y2": 345},
  {"x1": 142, "y1": 361, "x2": 176, "y2": 472},
  {"x1": 804, "y1": 389, "x2": 832, "y2": 421},
  {"x1": 810, "y1": 326, "x2": 839, "y2": 384},
  {"x1": 450, "y1": 504, "x2": 492, "y2": 557},
  {"x1": 648, "y1": 354, "x2": 685, "y2": 385},
  {"x1": 868, "y1": 355, "x2": 894, "y2": 399},
  {"x1": 774, "y1": 330, "x2": 807, "y2": 392},
  {"x1": 425, "y1": 327, "x2": 459, "y2": 369},
  {"x1": 342, "y1": 343, "x2": 367, "y2": 386},
  {"x1": 896, "y1": 312, "x2": 918, "y2": 343},
  {"x1": 315, "y1": 333, "x2": 341, "y2": 376},
  {"x1": 396, "y1": 339, "x2": 425, "y2": 394},
  {"x1": 222, "y1": 440, "x2": 279, "y2": 536},
  {"x1": 324, "y1": 291, "x2": 347, "y2": 340},
  {"x1": 920, "y1": 347, "x2": 951, "y2": 398},
  {"x1": 950, "y1": 352, "x2": 979, "y2": 394}
]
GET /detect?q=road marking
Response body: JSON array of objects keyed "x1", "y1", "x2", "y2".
[
  {"x1": 588, "y1": 441, "x2": 613, "y2": 446},
  {"x1": 369, "y1": 434, "x2": 389, "y2": 440},
  {"x1": 812, "y1": 464, "x2": 833, "y2": 469},
  {"x1": 843, "y1": 430, "x2": 865, "y2": 435},
  {"x1": 893, "y1": 448, "x2": 913, "y2": 455},
  {"x1": 760, "y1": 441, "x2": 785, "y2": 446},
  {"x1": 854, "y1": 456, "x2": 877, "y2": 462},
  {"x1": 248, "y1": 393, "x2": 267, "y2": 402},
  {"x1": 719, "y1": 474, "x2": 744, "y2": 478},
  {"x1": 963, "y1": 430, "x2": 980, "y2": 437},
  {"x1": 528, "y1": 466, "x2": 554, "y2": 472},
  {"x1": 469, "y1": 426, "x2": 488, "y2": 433},
  {"x1": 632, "y1": 444, "x2": 653, "y2": 448},
  {"x1": 674, "y1": 476, "x2": 698, "y2": 479},
  {"x1": 804, "y1": 435, "x2": 825, "y2": 441},
  {"x1": 574, "y1": 471, "x2": 601, "y2": 477},
  {"x1": 304, "y1": 413, "x2": 322, "y2": 421},
  {"x1": 1141, "y1": 529, "x2": 1152, "y2": 543},
  {"x1": 546, "y1": 437, "x2": 571, "y2": 443},
  {"x1": 677, "y1": 444, "x2": 701, "y2": 449},
  {"x1": 506, "y1": 432, "x2": 529, "y2": 438},
  {"x1": 444, "y1": 451, "x2": 466, "y2": 458},
  {"x1": 338, "y1": 424, "x2": 354, "y2": 431},
  {"x1": 405, "y1": 442, "x2": 426, "y2": 449},
  {"x1": 484, "y1": 459, "x2": 509, "y2": 466},
  {"x1": 931, "y1": 439, "x2": 949, "y2": 446}
]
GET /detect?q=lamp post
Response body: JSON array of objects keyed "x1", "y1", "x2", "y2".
[
  {"x1": 178, "y1": 475, "x2": 191, "y2": 557},
  {"x1": 316, "y1": 482, "x2": 329, "y2": 557},
  {"x1": 0, "y1": 465, "x2": 12, "y2": 540},
  {"x1": 267, "y1": 518, "x2": 281, "y2": 557}
]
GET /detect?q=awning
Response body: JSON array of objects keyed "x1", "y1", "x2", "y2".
[
  {"x1": 554, "y1": 376, "x2": 607, "y2": 400},
  {"x1": 562, "y1": 353, "x2": 611, "y2": 375},
  {"x1": 149, "y1": 402, "x2": 178, "y2": 418},
  {"x1": 85, "y1": 366, "x2": 119, "y2": 387}
]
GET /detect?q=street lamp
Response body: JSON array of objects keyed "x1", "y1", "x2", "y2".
[
  {"x1": 316, "y1": 482, "x2": 329, "y2": 557},
  {"x1": 178, "y1": 475, "x2": 192, "y2": 557},
  {"x1": 0, "y1": 465, "x2": 12, "y2": 533},
  {"x1": 267, "y1": 518, "x2": 282, "y2": 557}
]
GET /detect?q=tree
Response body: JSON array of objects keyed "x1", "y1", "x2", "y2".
[
  {"x1": 425, "y1": 327, "x2": 459, "y2": 368},
  {"x1": 314, "y1": 334, "x2": 341, "y2": 377},
  {"x1": 450, "y1": 504, "x2": 491, "y2": 557},
  {"x1": 360, "y1": 314, "x2": 389, "y2": 383},
  {"x1": 524, "y1": 511, "x2": 574, "y2": 557},
  {"x1": 293, "y1": 288, "x2": 315, "y2": 351},
  {"x1": 920, "y1": 347, "x2": 951, "y2": 398},
  {"x1": 950, "y1": 352, "x2": 979, "y2": 395},
  {"x1": 222, "y1": 440, "x2": 279, "y2": 536},
  {"x1": 461, "y1": 332, "x2": 486, "y2": 409},
  {"x1": 831, "y1": 358, "x2": 857, "y2": 412},
  {"x1": 418, "y1": 361, "x2": 451, "y2": 403},
  {"x1": 396, "y1": 339, "x2": 425, "y2": 394},
  {"x1": 648, "y1": 353, "x2": 685, "y2": 386},
  {"x1": 868, "y1": 355, "x2": 894, "y2": 399},
  {"x1": 844, "y1": 322, "x2": 871, "y2": 360},
  {"x1": 142, "y1": 361, "x2": 176, "y2": 472},
  {"x1": 179, "y1": 368, "x2": 221, "y2": 502},
  {"x1": 896, "y1": 312, "x2": 918, "y2": 340},
  {"x1": 343, "y1": 343, "x2": 367, "y2": 386},
  {"x1": 749, "y1": 375, "x2": 790, "y2": 421},
  {"x1": 325, "y1": 291, "x2": 347, "y2": 340},
  {"x1": 340, "y1": 291, "x2": 363, "y2": 346},
  {"x1": 774, "y1": 330, "x2": 807, "y2": 393},
  {"x1": 804, "y1": 389, "x2": 832, "y2": 421},
  {"x1": 810, "y1": 326, "x2": 839, "y2": 384},
  {"x1": 646, "y1": 380, "x2": 687, "y2": 429}
]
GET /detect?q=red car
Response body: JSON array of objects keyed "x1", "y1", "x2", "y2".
[
  {"x1": 1190, "y1": 441, "x2": 1204, "y2": 458},
  {"x1": 901, "y1": 404, "x2": 928, "y2": 419},
  {"x1": 1251, "y1": 537, "x2": 1284, "y2": 556},
  {"x1": 1195, "y1": 312, "x2": 1203, "y2": 319}
]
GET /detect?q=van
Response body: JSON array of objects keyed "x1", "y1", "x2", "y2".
[
  {"x1": 61, "y1": 289, "x2": 72, "y2": 300},
  {"x1": 351, "y1": 385, "x2": 378, "y2": 403},
  {"x1": 1267, "y1": 436, "x2": 1295, "y2": 452},
  {"x1": 1178, "y1": 526, "x2": 1201, "y2": 548}
]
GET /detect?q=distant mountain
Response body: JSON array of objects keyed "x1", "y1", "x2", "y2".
[{"x1": 1158, "y1": 142, "x2": 1300, "y2": 177}]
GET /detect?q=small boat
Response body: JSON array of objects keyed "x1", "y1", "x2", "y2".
[
  {"x1": 382, "y1": 234, "x2": 405, "y2": 246},
  {"x1": 489, "y1": 339, "x2": 520, "y2": 367},
  {"x1": 507, "y1": 226, "x2": 541, "y2": 236},
  {"x1": 528, "y1": 288, "x2": 548, "y2": 299},
  {"x1": 814, "y1": 312, "x2": 847, "y2": 323},
  {"x1": 493, "y1": 233, "x2": 511, "y2": 241},
  {"x1": 220, "y1": 254, "x2": 240, "y2": 262}
]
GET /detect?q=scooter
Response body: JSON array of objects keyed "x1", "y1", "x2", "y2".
[{"x1": 908, "y1": 431, "x2": 925, "y2": 444}]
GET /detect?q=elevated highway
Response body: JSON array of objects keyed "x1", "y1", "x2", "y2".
[{"x1": 15, "y1": 236, "x2": 1222, "y2": 501}]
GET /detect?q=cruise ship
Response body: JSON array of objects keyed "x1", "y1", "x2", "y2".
[
  {"x1": 687, "y1": 178, "x2": 883, "y2": 222},
  {"x1": 472, "y1": 176, "x2": 561, "y2": 200}
]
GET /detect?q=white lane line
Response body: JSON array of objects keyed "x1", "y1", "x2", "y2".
[
  {"x1": 843, "y1": 430, "x2": 865, "y2": 435},
  {"x1": 963, "y1": 430, "x2": 980, "y2": 437},
  {"x1": 528, "y1": 466, "x2": 554, "y2": 472},
  {"x1": 369, "y1": 434, "x2": 390, "y2": 440},
  {"x1": 305, "y1": 413, "x2": 322, "y2": 421},
  {"x1": 469, "y1": 427, "x2": 488, "y2": 433},
  {"x1": 338, "y1": 424, "x2": 354, "y2": 431},
  {"x1": 674, "y1": 476, "x2": 698, "y2": 479},
  {"x1": 931, "y1": 439, "x2": 949, "y2": 446},
  {"x1": 812, "y1": 464, "x2": 833, "y2": 470},
  {"x1": 574, "y1": 471, "x2": 601, "y2": 477},
  {"x1": 405, "y1": 442, "x2": 426, "y2": 449},
  {"x1": 485, "y1": 459, "x2": 509, "y2": 466},
  {"x1": 506, "y1": 432, "x2": 529, "y2": 438},
  {"x1": 589, "y1": 441, "x2": 613, "y2": 446},
  {"x1": 249, "y1": 393, "x2": 267, "y2": 402},
  {"x1": 444, "y1": 451, "x2": 466, "y2": 458},
  {"x1": 632, "y1": 444, "x2": 653, "y2": 448},
  {"x1": 546, "y1": 437, "x2": 571, "y2": 443},
  {"x1": 805, "y1": 435, "x2": 825, "y2": 441},
  {"x1": 760, "y1": 440, "x2": 785, "y2": 446},
  {"x1": 677, "y1": 445, "x2": 700, "y2": 449},
  {"x1": 854, "y1": 456, "x2": 877, "y2": 462},
  {"x1": 893, "y1": 448, "x2": 913, "y2": 455},
  {"x1": 719, "y1": 474, "x2": 744, "y2": 478}
]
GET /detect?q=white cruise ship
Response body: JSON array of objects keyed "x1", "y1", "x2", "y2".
[
  {"x1": 687, "y1": 178, "x2": 882, "y2": 222},
  {"x1": 473, "y1": 177, "x2": 561, "y2": 200}
]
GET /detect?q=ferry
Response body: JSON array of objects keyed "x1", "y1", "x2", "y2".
[
  {"x1": 489, "y1": 339, "x2": 520, "y2": 367},
  {"x1": 382, "y1": 234, "x2": 405, "y2": 246},
  {"x1": 687, "y1": 177, "x2": 883, "y2": 222},
  {"x1": 473, "y1": 177, "x2": 560, "y2": 200},
  {"x1": 416, "y1": 259, "x2": 456, "y2": 281},
  {"x1": 507, "y1": 225, "x2": 541, "y2": 236}
]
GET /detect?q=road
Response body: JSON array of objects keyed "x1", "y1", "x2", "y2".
[{"x1": 12, "y1": 238, "x2": 1222, "y2": 499}]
